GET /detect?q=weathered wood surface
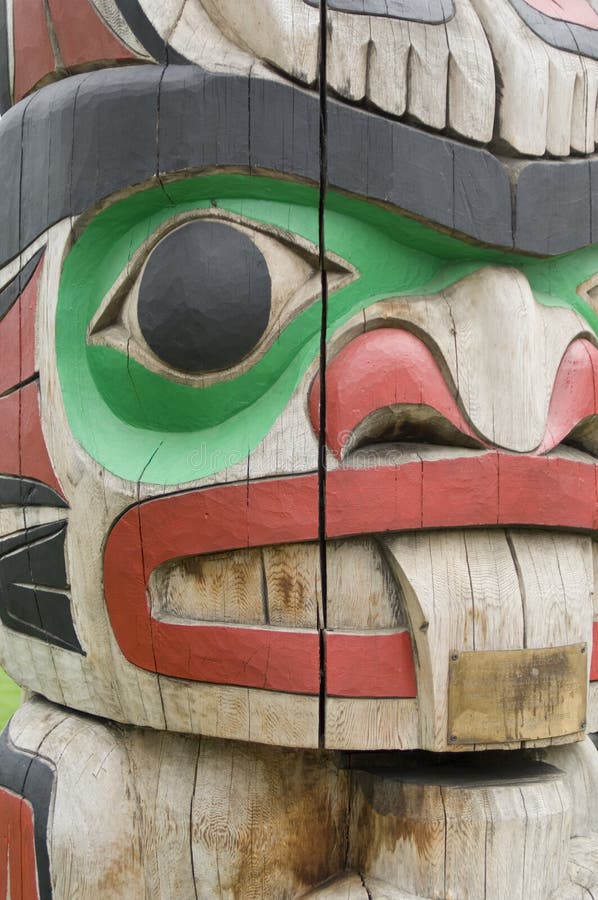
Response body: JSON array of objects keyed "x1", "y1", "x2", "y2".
[{"x1": 4, "y1": 696, "x2": 598, "y2": 898}]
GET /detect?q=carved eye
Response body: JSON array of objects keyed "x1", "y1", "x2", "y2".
[
  {"x1": 138, "y1": 220, "x2": 271, "y2": 372},
  {"x1": 88, "y1": 212, "x2": 355, "y2": 384}
]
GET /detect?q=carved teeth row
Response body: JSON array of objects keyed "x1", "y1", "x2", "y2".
[
  {"x1": 188, "y1": 0, "x2": 598, "y2": 156},
  {"x1": 471, "y1": 0, "x2": 598, "y2": 157},
  {"x1": 199, "y1": 0, "x2": 495, "y2": 144}
]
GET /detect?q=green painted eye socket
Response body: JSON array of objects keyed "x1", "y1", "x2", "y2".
[{"x1": 57, "y1": 174, "x2": 598, "y2": 486}]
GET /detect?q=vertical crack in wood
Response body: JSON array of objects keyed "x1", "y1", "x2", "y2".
[
  {"x1": 137, "y1": 443, "x2": 167, "y2": 729},
  {"x1": 506, "y1": 530, "x2": 528, "y2": 650},
  {"x1": 318, "y1": 0, "x2": 329, "y2": 749}
]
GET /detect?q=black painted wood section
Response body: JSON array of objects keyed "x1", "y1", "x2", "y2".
[
  {"x1": 0, "y1": 521, "x2": 84, "y2": 654},
  {"x1": 0, "y1": 476, "x2": 67, "y2": 508}
]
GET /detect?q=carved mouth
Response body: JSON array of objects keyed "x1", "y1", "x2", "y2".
[{"x1": 104, "y1": 456, "x2": 598, "y2": 751}]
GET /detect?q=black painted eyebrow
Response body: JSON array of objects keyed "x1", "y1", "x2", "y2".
[
  {"x1": 303, "y1": 0, "x2": 454, "y2": 24},
  {"x1": 0, "y1": 64, "x2": 595, "y2": 266}
]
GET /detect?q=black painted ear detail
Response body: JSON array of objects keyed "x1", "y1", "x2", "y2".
[
  {"x1": 137, "y1": 220, "x2": 272, "y2": 373},
  {"x1": 112, "y1": 0, "x2": 189, "y2": 63},
  {"x1": 303, "y1": 0, "x2": 454, "y2": 23},
  {"x1": 0, "y1": 521, "x2": 84, "y2": 654},
  {"x1": 0, "y1": 247, "x2": 46, "y2": 322},
  {"x1": 0, "y1": 476, "x2": 68, "y2": 508},
  {"x1": 0, "y1": 727, "x2": 55, "y2": 900}
]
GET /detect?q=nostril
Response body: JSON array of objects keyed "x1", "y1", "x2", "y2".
[{"x1": 346, "y1": 403, "x2": 483, "y2": 456}]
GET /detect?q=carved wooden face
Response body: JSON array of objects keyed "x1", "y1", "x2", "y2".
[{"x1": 1, "y1": 0, "x2": 598, "y2": 752}]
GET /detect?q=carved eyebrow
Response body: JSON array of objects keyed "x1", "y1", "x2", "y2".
[
  {"x1": 1, "y1": 65, "x2": 597, "y2": 268},
  {"x1": 302, "y1": 0, "x2": 454, "y2": 24}
]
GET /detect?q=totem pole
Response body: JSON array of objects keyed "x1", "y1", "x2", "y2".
[{"x1": 1, "y1": 0, "x2": 598, "y2": 897}]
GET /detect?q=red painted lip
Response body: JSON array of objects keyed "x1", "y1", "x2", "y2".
[{"x1": 104, "y1": 453, "x2": 598, "y2": 697}]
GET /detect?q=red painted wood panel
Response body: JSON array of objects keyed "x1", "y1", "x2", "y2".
[
  {"x1": 326, "y1": 630, "x2": 417, "y2": 698},
  {"x1": 310, "y1": 329, "x2": 478, "y2": 457},
  {"x1": 48, "y1": 0, "x2": 136, "y2": 67},
  {"x1": 0, "y1": 391, "x2": 21, "y2": 475},
  {"x1": 13, "y1": 0, "x2": 55, "y2": 102},
  {"x1": 0, "y1": 789, "x2": 39, "y2": 900},
  {"x1": 0, "y1": 300, "x2": 20, "y2": 396},
  {"x1": 0, "y1": 255, "x2": 42, "y2": 395},
  {"x1": 0, "y1": 382, "x2": 63, "y2": 496},
  {"x1": 20, "y1": 382, "x2": 62, "y2": 496}
]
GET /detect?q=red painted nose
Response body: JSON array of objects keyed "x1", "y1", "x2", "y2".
[{"x1": 309, "y1": 329, "x2": 478, "y2": 457}]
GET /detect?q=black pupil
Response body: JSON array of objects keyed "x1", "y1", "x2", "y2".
[{"x1": 138, "y1": 220, "x2": 272, "y2": 373}]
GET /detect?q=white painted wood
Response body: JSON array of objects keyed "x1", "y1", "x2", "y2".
[
  {"x1": 544, "y1": 738, "x2": 598, "y2": 838},
  {"x1": 469, "y1": 0, "x2": 549, "y2": 155},
  {"x1": 137, "y1": 0, "x2": 185, "y2": 37},
  {"x1": 507, "y1": 531, "x2": 593, "y2": 651},
  {"x1": 367, "y1": 17, "x2": 410, "y2": 118},
  {"x1": 545, "y1": 48, "x2": 581, "y2": 158},
  {"x1": 445, "y1": 0, "x2": 495, "y2": 143},
  {"x1": 200, "y1": 0, "x2": 320, "y2": 86},
  {"x1": 169, "y1": 0, "x2": 256, "y2": 74},
  {"x1": 587, "y1": 684, "x2": 598, "y2": 733},
  {"x1": 325, "y1": 698, "x2": 419, "y2": 750},
  {"x1": 327, "y1": 538, "x2": 406, "y2": 631},
  {"x1": 567, "y1": 835, "x2": 598, "y2": 896},
  {"x1": 572, "y1": 57, "x2": 598, "y2": 155},
  {"x1": 327, "y1": 10, "x2": 370, "y2": 102},
  {"x1": 407, "y1": 20, "x2": 449, "y2": 132}
]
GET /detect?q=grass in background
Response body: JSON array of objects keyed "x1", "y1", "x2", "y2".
[{"x1": 0, "y1": 668, "x2": 20, "y2": 730}]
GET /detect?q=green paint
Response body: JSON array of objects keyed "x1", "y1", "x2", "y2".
[
  {"x1": 57, "y1": 173, "x2": 598, "y2": 485},
  {"x1": 0, "y1": 669, "x2": 19, "y2": 730}
]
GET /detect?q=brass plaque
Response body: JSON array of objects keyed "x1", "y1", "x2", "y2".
[{"x1": 447, "y1": 644, "x2": 587, "y2": 745}]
